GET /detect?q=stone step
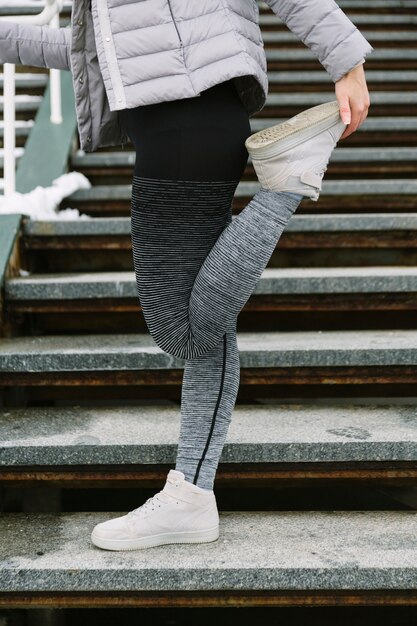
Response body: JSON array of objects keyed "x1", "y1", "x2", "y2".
[
  {"x1": 71, "y1": 146, "x2": 417, "y2": 169},
  {"x1": 265, "y1": 48, "x2": 417, "y2": 62},
  {"x1": 4, "y1": 114, "x2": 411, "y2": 162},
  {"x1": 259, "y1": 0, "x2": 417, "y2": 9},
  {"x1": 1, "y1": 402, "x2": 417, "y2": 467},
  {"x1": 266, "y1": 70, "x2": 417, "y2": 83},
  {"x1": 21, "y1": 213, "x2": 417, "y2": 238},
  {"x1": 262, "y1": 31, "x2": 417, "y2": 43},
  {"x1": 1, "y1": 510, "x2": 417, "y2": 601},
  {"x1": 6, "y1": 266, "x2": 417, "y2": 301},
  {"x1": 0, "y1": 0, "x2": 413, "y2": 15},
  {"x1": 0, "y1": 330, "x2": 416, "y2": 374},
  {"x1": 65, "y1": 180, "x2": 417, "y2": 205},
  {"x1": 1, "y1": 0, "x2": 413, "y2": 13},
  {"x1": 259, "y1": 13, "x2": 417, "y2": 26},
  {"x1": 264, "y1": 93, "x2": 417, "y2": 108}
]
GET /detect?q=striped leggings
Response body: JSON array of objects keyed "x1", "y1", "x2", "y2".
[{"x1": 118, "y1": 78, "x2": 302, "y2": 490}]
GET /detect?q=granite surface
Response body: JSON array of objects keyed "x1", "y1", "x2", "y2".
[
  {"x1": 22, "y1": 213, "x2": 417, "y2": 237},
  {"x1": 71, "y1": 145, "x2": 417, "y2": 171},
  {"x1": 6, "y1": 266, "x2": 417, "y2": 300},
  {"x1": 66, "y1": 179, "x2": 417, "y2": 203},
  {"x1": 1, "y1": 330, "x2": 417, "y2": 372},
  {"x1": 260, "y1": 11, "x2": 416, "y2": 27},
  {"x1": 252, "y1": 114, "x2": 417, "y2": 132},
  {"x1": 1, "y1": 510, "x2": 417, "y2": 591},
  {"x1": 1, "y1": 403, "x2": 417, "y2": 465},
  {"x1": 262, "y1": 29, "x2": 417, "y2": 45},
  {"x1": 266, "y1": 52, "x2": 417, "y2": 66}
]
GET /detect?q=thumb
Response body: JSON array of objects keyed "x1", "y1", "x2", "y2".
[{"x1": 338, "y1": 96, "x2": 351, "y2": 125}]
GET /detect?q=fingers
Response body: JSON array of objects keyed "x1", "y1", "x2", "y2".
[
  {"x1": 344, "y1": 105, "x2": 364, "y2": 137},
  {"x1": 337, "y1": 94, "x2": 352, "y2": 141},
  {"x1": 335, "y1": 64, "x2": 371, "y2": 141},
  {"x1": 338, "y1": 94, "x2": 370, "y2": 141},
  {"x1": 338, "y1": 94, "x2": 351, "y2": 124},
  {"x1": 339, "y1": 108, "x2": 359, "y2": 140}
]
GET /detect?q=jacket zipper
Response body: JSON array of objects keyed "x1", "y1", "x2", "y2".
[{"x1": 166, "y1": 0, "x2": 183, "y2": 49}]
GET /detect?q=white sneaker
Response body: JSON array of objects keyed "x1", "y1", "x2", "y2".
[
  {"x1": 245, "y1": 100, "x2": 347, "y2": 202},
  {"x1": 90, "y1": 469, "x2": 220, "y2": 551}
]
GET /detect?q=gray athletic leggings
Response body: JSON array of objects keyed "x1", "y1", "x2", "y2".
[{"x1": 118, "y1": 79, "x2": 302, "y2": 490}]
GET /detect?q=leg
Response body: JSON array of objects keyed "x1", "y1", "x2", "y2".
[
  {"x1": 121, "y1": 79, "x2": 303, "y2": 490},
  {"x1": 129, "y1": 174, "x2": 242, "y2": 489},
  {"x1": 122, "y1": 81, "x2": 303, "y2": 360},
  {"x1": 131, "y1": 177, "x2": 300, "y2": 359},
  {"x1": 176, "y1": 321, "x2": 241, "y2": 490}
]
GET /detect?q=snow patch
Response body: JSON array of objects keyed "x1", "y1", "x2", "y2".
[{"x1": 0, "y1": 171, "x2": 92, "y2": 220}]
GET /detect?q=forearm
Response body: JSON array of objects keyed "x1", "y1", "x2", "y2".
[{"x1": 264, "y1": 0, "x2": 374, "y2": 82}]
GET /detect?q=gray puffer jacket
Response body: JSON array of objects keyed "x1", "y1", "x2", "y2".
[{"x1": 0, "y1": 0, "x2": 374, "y2": 153}]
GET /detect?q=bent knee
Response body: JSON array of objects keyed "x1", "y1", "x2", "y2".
[{"x1": 145, "y1": 319, "x2": 216, "y2": 360}]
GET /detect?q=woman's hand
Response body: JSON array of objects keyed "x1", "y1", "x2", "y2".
[{"x1": 335, "y1": 63, "x2": 371, "y2": 140}]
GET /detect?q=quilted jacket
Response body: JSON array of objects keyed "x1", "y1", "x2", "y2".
[{"x1": 0, "y1": 0, "x2": 374, "y2": 153}]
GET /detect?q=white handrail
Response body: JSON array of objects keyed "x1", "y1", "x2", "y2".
[
  {"x1": 0, "y1": 0, "x2": 65, "y2": 25},
  {"x1": 1, "y1": 0, "x2": 65, "y2": 197}
]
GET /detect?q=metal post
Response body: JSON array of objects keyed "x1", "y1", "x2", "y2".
[
  {"x1": 3, "y1": 63, "x2": 16, "y2": 197},
  {"x1": 49, "y1": 11, "x2": 63, "y2": 124}
]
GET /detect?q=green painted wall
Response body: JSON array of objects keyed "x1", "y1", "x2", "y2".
[
  {"x1": 0, "y1": 214, "x2": 22, "y2": 289},
  {"x1": 15, "y1": 70, "x2": 77, "y2": 193}
]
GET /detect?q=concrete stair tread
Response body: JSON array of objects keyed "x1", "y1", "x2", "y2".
[
  {"x1": 1, "y1": 510, "x2": 417, "y2": 592},
  {"x1": 0, "y1": 1, "x2": 412, "y2": 14},
  {"x1": 1, "y1": 0, "x2": 416, "y2": 610},
  {"x1": 21, "y1": 213, "x2": 417, "y2": 237},
  {"x1": 259, "y1": 0, "x2": 417, "y2": 8},
  {"x1": 6, "y1": 266, "x2": 417, "y2": 300},
  {"x1": 71, "y1": 146, "x2": 417, "y2": 169},
  {"x1": 262, "y1": 31, "x2": 417, "y2": 42},
  {"x1": 266, "y1": 71, "x2": 417, "y2": 82},
  {"x1": 251, "y1": 116, "x2": 417, "y2": 130},
  {"x1": 65, "y1": 180, "x2": 417, "y2": 203},
  {"x1": 1, "y1": 402, "x2": 417, "y2": 465},
  {"x1": 0, "y1": 0, "x2": 412, "y2": 11},
  {"x1": 1, "y1": 330, "x2": 417, "y2": 371},
  {"x1": 259, "y1": 13, "x2": 417, "y2": 25},
  {"x1": 266, "y1": 48, "x2": 417, "y2": 60},
  {"x1": 264, "y1": 95, "x2": 417, "y2": 107}
]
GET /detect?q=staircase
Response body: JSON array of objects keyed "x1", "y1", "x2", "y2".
[{"x1": 1, "y1": 1, "x2": 417, "y2": 624}]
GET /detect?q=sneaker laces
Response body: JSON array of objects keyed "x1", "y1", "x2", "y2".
[{"x1": 126, "y1": 485, "x2": 178, "y2": 519}]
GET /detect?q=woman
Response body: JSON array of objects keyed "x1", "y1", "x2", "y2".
[{"x1": 0, "y1": 0, "x2": 373, "y2": 551}]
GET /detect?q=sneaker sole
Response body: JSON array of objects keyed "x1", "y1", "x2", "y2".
[
  {"x1": 245, "y1": 100, "x2": 344, "y2": 160},
  {"x1": 91, "y1": 524, "x2": 220, "y2": 551}
]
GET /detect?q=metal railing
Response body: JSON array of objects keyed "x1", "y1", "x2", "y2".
[{"x1": 0, "y1": 0, "x2": 65, "y2": 197}]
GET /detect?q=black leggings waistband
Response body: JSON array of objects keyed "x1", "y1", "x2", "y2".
[{"x1": 118, "y1": 78, "x2": 252, "y2": 181}]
